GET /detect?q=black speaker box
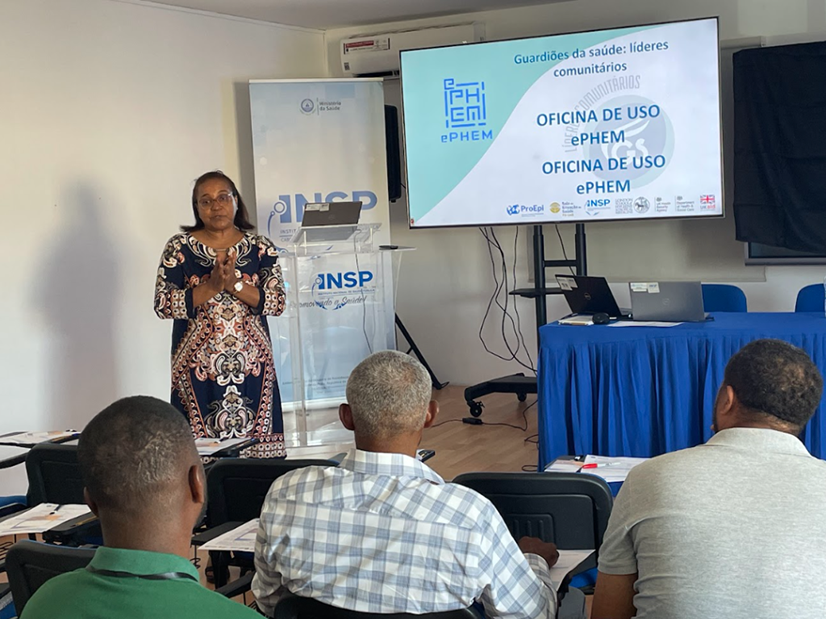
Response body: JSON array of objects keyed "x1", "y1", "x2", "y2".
[{"x1": 385, "y1": 105, "x2": 402, "y2": 202}]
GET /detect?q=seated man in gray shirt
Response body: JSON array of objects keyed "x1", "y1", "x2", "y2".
[{"x1": 592, "y1": 338, "x2": 826, "y2": 619}]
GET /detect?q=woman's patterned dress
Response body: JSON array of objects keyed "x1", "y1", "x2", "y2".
[{"x1": 154, "y1": 232, "x2": 286, "y2": 457}]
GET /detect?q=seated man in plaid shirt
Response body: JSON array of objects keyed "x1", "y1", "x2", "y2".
[{"x1": 253, "y1": 350, "x2": 573, "y2": 619}]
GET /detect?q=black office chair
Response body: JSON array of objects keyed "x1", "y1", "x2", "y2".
[
  {"x1": 206, "y1": 458, "x2": 338, "y2": 526},
  {"x1": 24, "y1": 443, "x2": 101, "y2": 544},
  {"x1": 273, "y1": 594, "x2": 482, "y2": 619},
  {"x1": 203, "y1": 458, "x2": 338, "y2": 588},
  {"x1": 25, "y1": 443, "x2": 84, "y2": 506},
  {"x1": 6, "y1": 539, "x2": 96, "y2": 615},
  {"x1": 451, "y1": 472, "x2": 613, "y2": 575}
]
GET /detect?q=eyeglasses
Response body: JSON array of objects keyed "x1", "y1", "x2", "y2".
[{"x1": 197, "y1": 193, "x2": 235, "y2": 209}]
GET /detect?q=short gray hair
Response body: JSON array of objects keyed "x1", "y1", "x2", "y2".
[{"x1": 346, "y1": 350, "x2": 431, "y2": 437}]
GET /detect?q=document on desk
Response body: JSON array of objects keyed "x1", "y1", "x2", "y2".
[
  {"x1": 558, "y1": 316, "x2": 595, "y2": 326},
  {"x1": 194, "y1": 437, "x2": 250, "y2": 456},
  {"x1": 607, "y1": 321, "x2": 682, "y2": 327},
  {"x1": 543, "y1": 460, "x2": 584, "y2": 474},
  {"x1": 200, "y1": 519, "x2": 259, "y2": 553},
  {"x1": 550, "y1": 550, "x2": 595, "y2": 591},
  {"x1": 0, "y1": 503, "x2": 91, "y2": 536},
  {"x1": 0, "y1": 430, "x2": 78, "y2": 446},
  {"x1": 579, "y1": 455, "x2": 649, "y2": 483}
]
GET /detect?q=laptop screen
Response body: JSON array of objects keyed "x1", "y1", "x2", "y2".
[{"x1": 301, "y1": 201, "x2": 362, "y2": 227}]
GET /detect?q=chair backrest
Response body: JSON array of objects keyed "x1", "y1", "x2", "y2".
[
  {"x1": 452, "y1": 472, "x2": 613, "y2": 557},
  {"x1": 25, "y1": 444, "x2": 84, "y2": 506},
  {"x1": 795, "y1": 284, "x2": 824, "y2": 313},
  {"x1": 6, "y1": 540, "x2": 96, "y2": 615},
  {"x1": 206, "y1": 458, "x2": 338, "y2": 526},
  {"x1": 701, "y1": 284, "x2": 748, "y2": 312},
  {"x1": 274, "y1": 594, "x2": 481, "y2": 619}
]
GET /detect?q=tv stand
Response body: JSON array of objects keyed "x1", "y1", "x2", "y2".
[{"x1": 464, "y1": 224, "x2": 587, "y2": 416}]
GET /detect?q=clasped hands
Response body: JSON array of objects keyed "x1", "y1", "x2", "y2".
[{"x1": 208, "y1": 249, "x2": 241, "y2": 294}]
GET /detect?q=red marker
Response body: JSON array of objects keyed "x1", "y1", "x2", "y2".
[{"x1": 581, "y1": 462, "x2": 620, "y2": 469}]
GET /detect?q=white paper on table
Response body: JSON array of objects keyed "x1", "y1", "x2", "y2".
[
  {"x1": 550, "y1": 550, "x2": 595, "y2": 591},
  {"x1": 200, "y1": 519, "x2": 259, "y2": 553},
  {"x1": 543, "y1": 460, "x2": 584, "y2": 473},
  {"x1": 607, "y1": 321, "x2": 682, "y2": 327},
  {"x1": 194, "y1": 437, "x2": 250, "y2": 456},
  {"x1": 0, "y1": 503, "x2": 92, "y2": 536},
  {"x1": 558, "y1": 316, "x2": 595, "y2": 326},
  {"x1": 0, "y1": 431, "x2": 77, "y2": 445},
  {"x1": 579, "y1": 455, "x2": 649, "y2": 483}
]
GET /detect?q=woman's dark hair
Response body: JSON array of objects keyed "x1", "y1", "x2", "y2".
[{"x1": 181, "y1": 170, "x2": 255, "y2": 232}]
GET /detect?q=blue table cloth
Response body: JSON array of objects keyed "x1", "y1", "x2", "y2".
[{"x1": 538, "y1": 312, "x2": 826, "y2": 468}]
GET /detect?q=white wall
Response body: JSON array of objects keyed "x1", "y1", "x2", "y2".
[
  {"x1": 0, "y1": 0, "x2": 325, "y2": 491},
  {"x1": 326, "y1": 0, "x2": 826, "y2": 388}
]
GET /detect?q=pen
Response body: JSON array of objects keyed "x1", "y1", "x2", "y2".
[{"x1": 581, "y1": 462, "x2": 621, "y2": 469}]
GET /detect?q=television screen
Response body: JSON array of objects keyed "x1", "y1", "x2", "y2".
[{"x1": 400, "y1": 17, "x2": 723, "y2": 228}]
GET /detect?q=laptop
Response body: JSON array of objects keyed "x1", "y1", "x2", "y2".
[
  {"x1": 629, "y1": 281, "x2": 709, "y2": 322},
  {"x1": 556, "y1": 275, "x2": 630, "y2": 319},
  {"x1": 298, "y1": 201, "x2": 362, "y2": 242}
]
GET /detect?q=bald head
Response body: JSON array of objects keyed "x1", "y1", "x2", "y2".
[
  {"x1": 78, "y1": 396, "x2": 200, "y2": 514},
  {"x1": 345, "y1": 351, "x2": 432, "y2": 439}
]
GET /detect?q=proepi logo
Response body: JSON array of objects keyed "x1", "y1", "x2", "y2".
[
  {"x1": 271, "y1": 191, "x2": 378, "y2": 225},
  {"x1": 507, "y1": 204, "x2": 544, "y2": 216},
  {"x1": 585, "y1": 199, "x2": 611, "y2": 207},
  {"x1": 316, "y1": 271, "x2": 374, "y2": 290}
]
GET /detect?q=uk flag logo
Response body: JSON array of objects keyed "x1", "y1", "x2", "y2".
[{"x1": 700, "y1": 195, "x2": 716, "y2": 209}]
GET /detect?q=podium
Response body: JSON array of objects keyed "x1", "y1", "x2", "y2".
[{"x1": 273, "y1": 223, "x2": 404, "y2": 447}]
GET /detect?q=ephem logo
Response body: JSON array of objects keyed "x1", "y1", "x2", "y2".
[{"x1": 441, "y1": 78, "x2": 493, "y2": 143}]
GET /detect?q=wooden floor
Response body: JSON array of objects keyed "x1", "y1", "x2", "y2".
[
  {"x1": 422, "y1": 385, "x2": 541, "y2": 480},
  {"x1": 426, "y1": 386, "x2": 595, "y2": 617},
  {"x1": 284, "y1": 384, "x2": 542, "y2": 478}
]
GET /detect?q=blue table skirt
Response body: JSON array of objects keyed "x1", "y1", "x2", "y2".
[{"x1": 538, "y1": 312, "x2": 826, "y2": 468}]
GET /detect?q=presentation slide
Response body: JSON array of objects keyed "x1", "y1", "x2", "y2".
[{"x1": 400, "y1": 18, "x2": 723, "y2": 228}]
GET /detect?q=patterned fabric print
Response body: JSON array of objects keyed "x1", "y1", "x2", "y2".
[
  {"x1": 154, "y1": 232, "x2": 287, "y2": 458},
  {"x1": 155, "y1": 235, "x2": 191, "y2": 320}
]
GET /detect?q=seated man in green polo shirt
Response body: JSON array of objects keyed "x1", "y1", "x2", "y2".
[{"x1": 22, "y1": 396, "x2": 258, "y2": 619}]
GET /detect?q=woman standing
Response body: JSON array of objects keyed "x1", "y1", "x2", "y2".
[{"x1": 154, "y1": 171, "x2": 286, "y2": 458}]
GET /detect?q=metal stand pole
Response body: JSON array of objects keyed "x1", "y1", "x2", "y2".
[{"x1": 396, "y1": 314, "x2": 449, "y2": 390}]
